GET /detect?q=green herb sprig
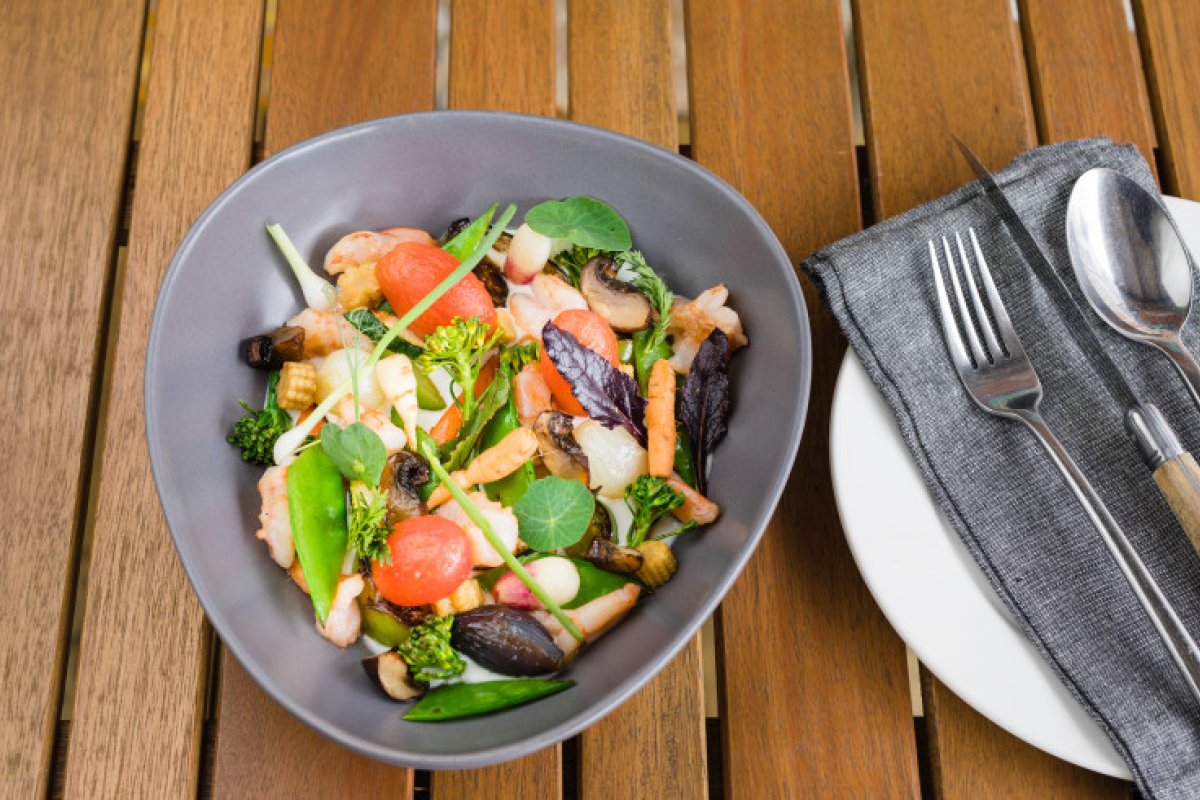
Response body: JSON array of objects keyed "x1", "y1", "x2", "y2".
[
  {"x1": 621, "y1": 251, "x2": 676, "y2": 393},
  {"x1": 348, "y1": 482, "x2": 391, "y2": 565}
]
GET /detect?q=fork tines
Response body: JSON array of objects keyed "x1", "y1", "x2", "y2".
[{"x1": 929, "y1": 228, "x2": 1024, "y2": 371}]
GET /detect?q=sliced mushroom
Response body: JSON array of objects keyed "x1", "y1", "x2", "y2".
[
  {"x1": 362, "y1": 651, "x2": 427, "y2": 701},
  {"x1": 381, "y1": 451, "x2": 429, "y2": 525},
  {"x1": 532, "y1": 411, "x2": 589, "y2": 483},
  {"x1": 580, "y1": 257, "x2": 653, "y2": 333},
  {"x1": 565, "y1": 500, "x2": 614, "y2": 559},
  {"x1": 243, "y1": 325, "x2": 306, "y2": 370},
  {"x1": 473, "y1": 259, "x2": 509, "y2": 306},
  {"x1": 585, "y1": 537, "x2": 644, "y2": 574}
]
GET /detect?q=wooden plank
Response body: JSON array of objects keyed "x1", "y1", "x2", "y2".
[
  {"x1": 686, "y1": 0, "x2": 921, "y2": 796},
  {"x1": 1132, "y1": 0, "x2": 1200, "y2": 199},
  {"x1": 1019, "y1": 0, "x2": 1156, "y2": 166},
  {"x1": 567, "y1": 3, "x2": 707, "y2": 798},
  {"x1": 449, "y1": 0, "x2": 557, "y2": 116},
  {"x1": 210, "y1": 2, "x2": 436, "y2": 795},
  {"x1": 61, "y1": 2, "x2": 264, "y2": 797},
  {"x1": 922, "y1": 669, "x2": 1131, "y2": 799},
  {"x1": 0, "y1": 2, "x2": 144, "y2": 797},
  {"x1": 431, "y1": 2, "x2": 562, "y2": 795},
  {"x1": 855, "y1": 0, "x2": 1131, "y2": 795}
]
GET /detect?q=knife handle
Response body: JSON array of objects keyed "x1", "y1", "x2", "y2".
[{"x1": 1153, "y1": 454, "x2": 1200, "y2": 554}]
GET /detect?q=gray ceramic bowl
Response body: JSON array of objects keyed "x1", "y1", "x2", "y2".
[{"x1": 146, "y1": 111, "x2": 809, "y2": 768}]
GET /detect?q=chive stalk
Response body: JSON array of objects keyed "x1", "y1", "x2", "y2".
[
  {"x1": 272, "y1": 205, "x2": 517, "y2": 466},
  {"x1": 418, "y1": 435, "x2": 584, "y2": 642}
]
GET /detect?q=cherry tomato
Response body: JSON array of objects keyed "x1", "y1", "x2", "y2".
[
  {"x1": 371, "y1": 516, "x2": 474, "y2": 606},
  {"x1": 375, "y1": 242, "x2": 496, "y2": 337},
  {"x1": 541, "y1": 309, "x2": 619, "y2": 417}
]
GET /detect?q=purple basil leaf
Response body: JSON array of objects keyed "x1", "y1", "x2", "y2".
[
  {"x1": 678, "y1": 329, "x2": 730, "y2": 495},
  {"x1": 543, "y1": 322, "x2": 647, "y2": 445}
]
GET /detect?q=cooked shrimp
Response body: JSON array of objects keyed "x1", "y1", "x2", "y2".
[
  {"x1": 667, "y1": 285, "x2": 747, "y2": 372},
  {"x1": 507, "y1": 274, "x2": 588, "y2": 342},
  {"x1": 316, "y1": 574, "x2": 365, "y2": 648},
  {"x1": 514, "y1": 362, "x2": 553, "y2": 426},
  {"x1": 255, "y1": 466, "x2": 294, "y2": 569},
  {"x1": 534, "y1": 583, "x2": 642, "y2": 661},
  {"x1": 435, "y1": 491, "x2": 519, "y2": 567},
  {"x1": 323, "y1": 227, "x2": 434, "y2": 276},
  {"x1": 667, "y1": 474, "x2": 720, "y2": 524},
  {"x1": 374, "y1": 354, "x2": 419, "y2": 448},
  {"x1": 287, "y1": 307, "x2": 371, "y2": 357},
  {"x1": 330, "y1": 396, "x2": 408, "y2": 453}
]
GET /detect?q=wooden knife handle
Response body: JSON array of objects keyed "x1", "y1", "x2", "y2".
[{"x1": 1153, "y1": 452, "x2": 1200, "y2": 554}]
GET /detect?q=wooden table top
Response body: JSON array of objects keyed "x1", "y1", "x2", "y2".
[{"x1": 5, "y1": 1, "x2": 1198, "y2": 797}]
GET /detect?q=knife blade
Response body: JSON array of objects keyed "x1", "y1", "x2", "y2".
[{"x1": 953, "y1": 135, "x2": 1200, "y2": 552}]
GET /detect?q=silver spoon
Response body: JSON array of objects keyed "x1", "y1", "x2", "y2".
[{"x1": 1066, "y1": 168, "x2": 1200, "y2": 407}]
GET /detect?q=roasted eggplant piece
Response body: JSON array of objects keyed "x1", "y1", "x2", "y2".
[
  {"x1": 532, "y1": 411, "x2": 589, "y2": 483},
  {"x1": 585, "y1": 536, "x2": 644, "y2": 574},
  {"x1": 381, "y1": 451, "x2": 429, "y2": 525},
  {"x1": 451, "y1": 606, "x2": 565, "y2": 676},
  {"x1": 243, "y1": 325, "x2": 305, "y2": 370},
  {"x1": 363, "y1": 651, "x2": 427, "y2": 701},
  {"x1": 579, "y1": 257, "x2": 652, "y2": 333}
]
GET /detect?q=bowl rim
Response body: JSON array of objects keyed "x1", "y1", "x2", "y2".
[{"x1": 144, "y1": 109, "x2": 811, "y2": 769}]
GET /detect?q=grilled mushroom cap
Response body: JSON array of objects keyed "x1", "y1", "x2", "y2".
[
  {"x1": 579, "y1": 257, "x2": 652, "y2": 333},
  {"x1": 362, "y1": 651, "x2": 427, "y2": 701},
  {"x1": 532, "y1": 411, "x2": 589, "y2": 483},
  {"x1": 381, "y1": 451, "x2": 429, "y2": 525}
]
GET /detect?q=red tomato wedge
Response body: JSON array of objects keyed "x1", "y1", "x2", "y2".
[
  {"x1": 541, "y1": 308, "x2": 619, "y2": 417},
  {"x1": 375, "y1": 242, "x2": 496, "y2": 338},
  {"x1": 371, "y1": 516, "x2": 474, "y2": 606}
]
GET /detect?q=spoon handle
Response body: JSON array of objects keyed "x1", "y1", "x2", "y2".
[{"x1": 1158, "y1": 337, "x2": 1200, "y2": 410}]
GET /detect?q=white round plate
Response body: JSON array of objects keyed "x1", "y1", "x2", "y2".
[{"x1": 830, "y1": 194, "x2": 1200, "y2": 780}]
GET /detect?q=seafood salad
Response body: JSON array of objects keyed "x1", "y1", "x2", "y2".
[{"x1": 228, "y1": 198, "x2": 746, "y2": 720}]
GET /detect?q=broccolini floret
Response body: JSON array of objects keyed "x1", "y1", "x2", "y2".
[
  {"x1": 418, "y1": 317, "x2": 504, "y2": 427},
  {"x1": 227, "y1": 372, "x2": 291, "y2": 466},
  {"x1": 398, "y1": 614, "x2": 466, "y2": 682},
  {"x1": 625, "y1": 474, "x2": 692, "y2": 547}
]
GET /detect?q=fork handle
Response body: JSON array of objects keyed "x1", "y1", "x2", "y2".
[{"x1": 1019, "y1": 409, "x2": 1200, "y2": 704}]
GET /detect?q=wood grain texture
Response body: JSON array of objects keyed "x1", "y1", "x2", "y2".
[
  {"x1": 212, "y1": 657, "x2": 414, "y2": 799},
  {"x1": 568, "y1": 0, "x2": 676, "y2": 147},
  {"x1": 264, "y1": 0, "x2": 437, "y2": 156},
  {"x1": 1019, "y1": 0, "x2": 1156, "y2": 165},
  {"x1": 449, "y1": 0, "x2": 557, "y2": 116},
  {"x1": 1153, "y1": 454, "x2": 1200, "y2": 554},
  {"x1": 855, "y1": 0, "x2": 1133, "y2": 794},
  {"x1": 431, "y1": 747, "x2": 561, "y2": 800},
  {"x1": 434, "y1": 0, "x2": 563, "y2": 794},
  {"x1": 61, "y1": 2, "x2": 264, "y2": 797},
  {"x1": 921, "y1": 669, "x2": 1132, "y2": 799},
  {"x1": 568, "y1": 3, "x2": 707, "y2": 797},
  {"x1": 210, "y1": 2, "x2": 436, "y2": 795},
  {"x1": 1132, "y1": 0, "x2": 1200, "y2": 199},
  {"x1": 686, "y1": 0, "x2": 921, "y2": 796},
  {"x1": 0, "y1": 2, "x2": 145, "y2": 796},
  {"x1": 855, "y1": 0, "x2": 1036, "y2": 220}
]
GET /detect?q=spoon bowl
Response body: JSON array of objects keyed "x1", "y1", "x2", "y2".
[{"x1": 1066, "y1": 167, "x2": 1200, "y2": 404}]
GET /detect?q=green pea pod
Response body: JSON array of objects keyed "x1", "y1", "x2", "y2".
[
  {"x1": 632, "y1": 326, "x2": 672, "y2": 394},
  {"x1": 618, "y1": 337, "x2": 634, "y2": 364},
  {"x1": 287, "y1": 446, "x2": 349, "y2": 623},
  {"x1": 442, "y1": 204, "x2": 498, "y2": 262},
  {"x1": 673, "y1": 423, "x2": 697, "y2": 488},
  {"x1": 479, "y1": 385, "x2": 534, "y2": 506},
  {"x1": 360, "y1": 606, "x2": 412, "y2": 648},
  {"x1": 403, "y1": 679, "x2": 575, "y2": 721}
]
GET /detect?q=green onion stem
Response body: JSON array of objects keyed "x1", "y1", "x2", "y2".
[
  {"x1": 273, "y1": 205, "x2": 516, "y2": 462},
  {"x1": 419, "y1": 438, "x2": 584, "y2": 642}
]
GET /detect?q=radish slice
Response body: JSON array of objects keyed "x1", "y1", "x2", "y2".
[
  {"x1": 505, "y1": 223, "x2": 554, "y2": 284},
  {"x1": 493, "y1": 556, "x2": 580, "y2": 609}
]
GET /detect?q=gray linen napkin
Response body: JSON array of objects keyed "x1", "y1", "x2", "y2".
[{"x1": 803, "y1": 139, "x2": 1200, "y2": 798}]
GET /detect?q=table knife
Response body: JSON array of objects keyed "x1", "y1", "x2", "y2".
[{"x1": 953, "y1": 136, "x2": 1200, "y2": 552}]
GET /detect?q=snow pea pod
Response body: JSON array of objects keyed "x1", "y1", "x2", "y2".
[
  {"x1": 403, "y1": 679, "x2": 575, "y2": 721},
  {"x1": 479, "y1": 385, "x2": 534, "y2": 506},
  {"x1": 287, "y1": 446, "x2": 348, "y2": 623},
  {"x1": 441, "y1": 204, "x2": 497, "y2": 262}
]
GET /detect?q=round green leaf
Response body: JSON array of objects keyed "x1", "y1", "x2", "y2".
[
  {"x1": 513, "y1": 477, "x2": 596, "y2": 552},
  {"x1": 524, "y1": 197, "x2": 632, "y2": 251}
]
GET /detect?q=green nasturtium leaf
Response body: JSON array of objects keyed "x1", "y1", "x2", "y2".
[
  {"x1": 524, "y1": 197, "x2": 632, "y2": 252},
  {"x1": 512, "y1": 477, "x2": 595, "y2": 552},
  {"x1": 319, "y1": 421, "x2": 387, "y2": 485}
]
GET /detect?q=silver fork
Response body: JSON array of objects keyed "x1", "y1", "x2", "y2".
[{"x1": 930, "y1": 229, "x2": 1200, "y2": 702}]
